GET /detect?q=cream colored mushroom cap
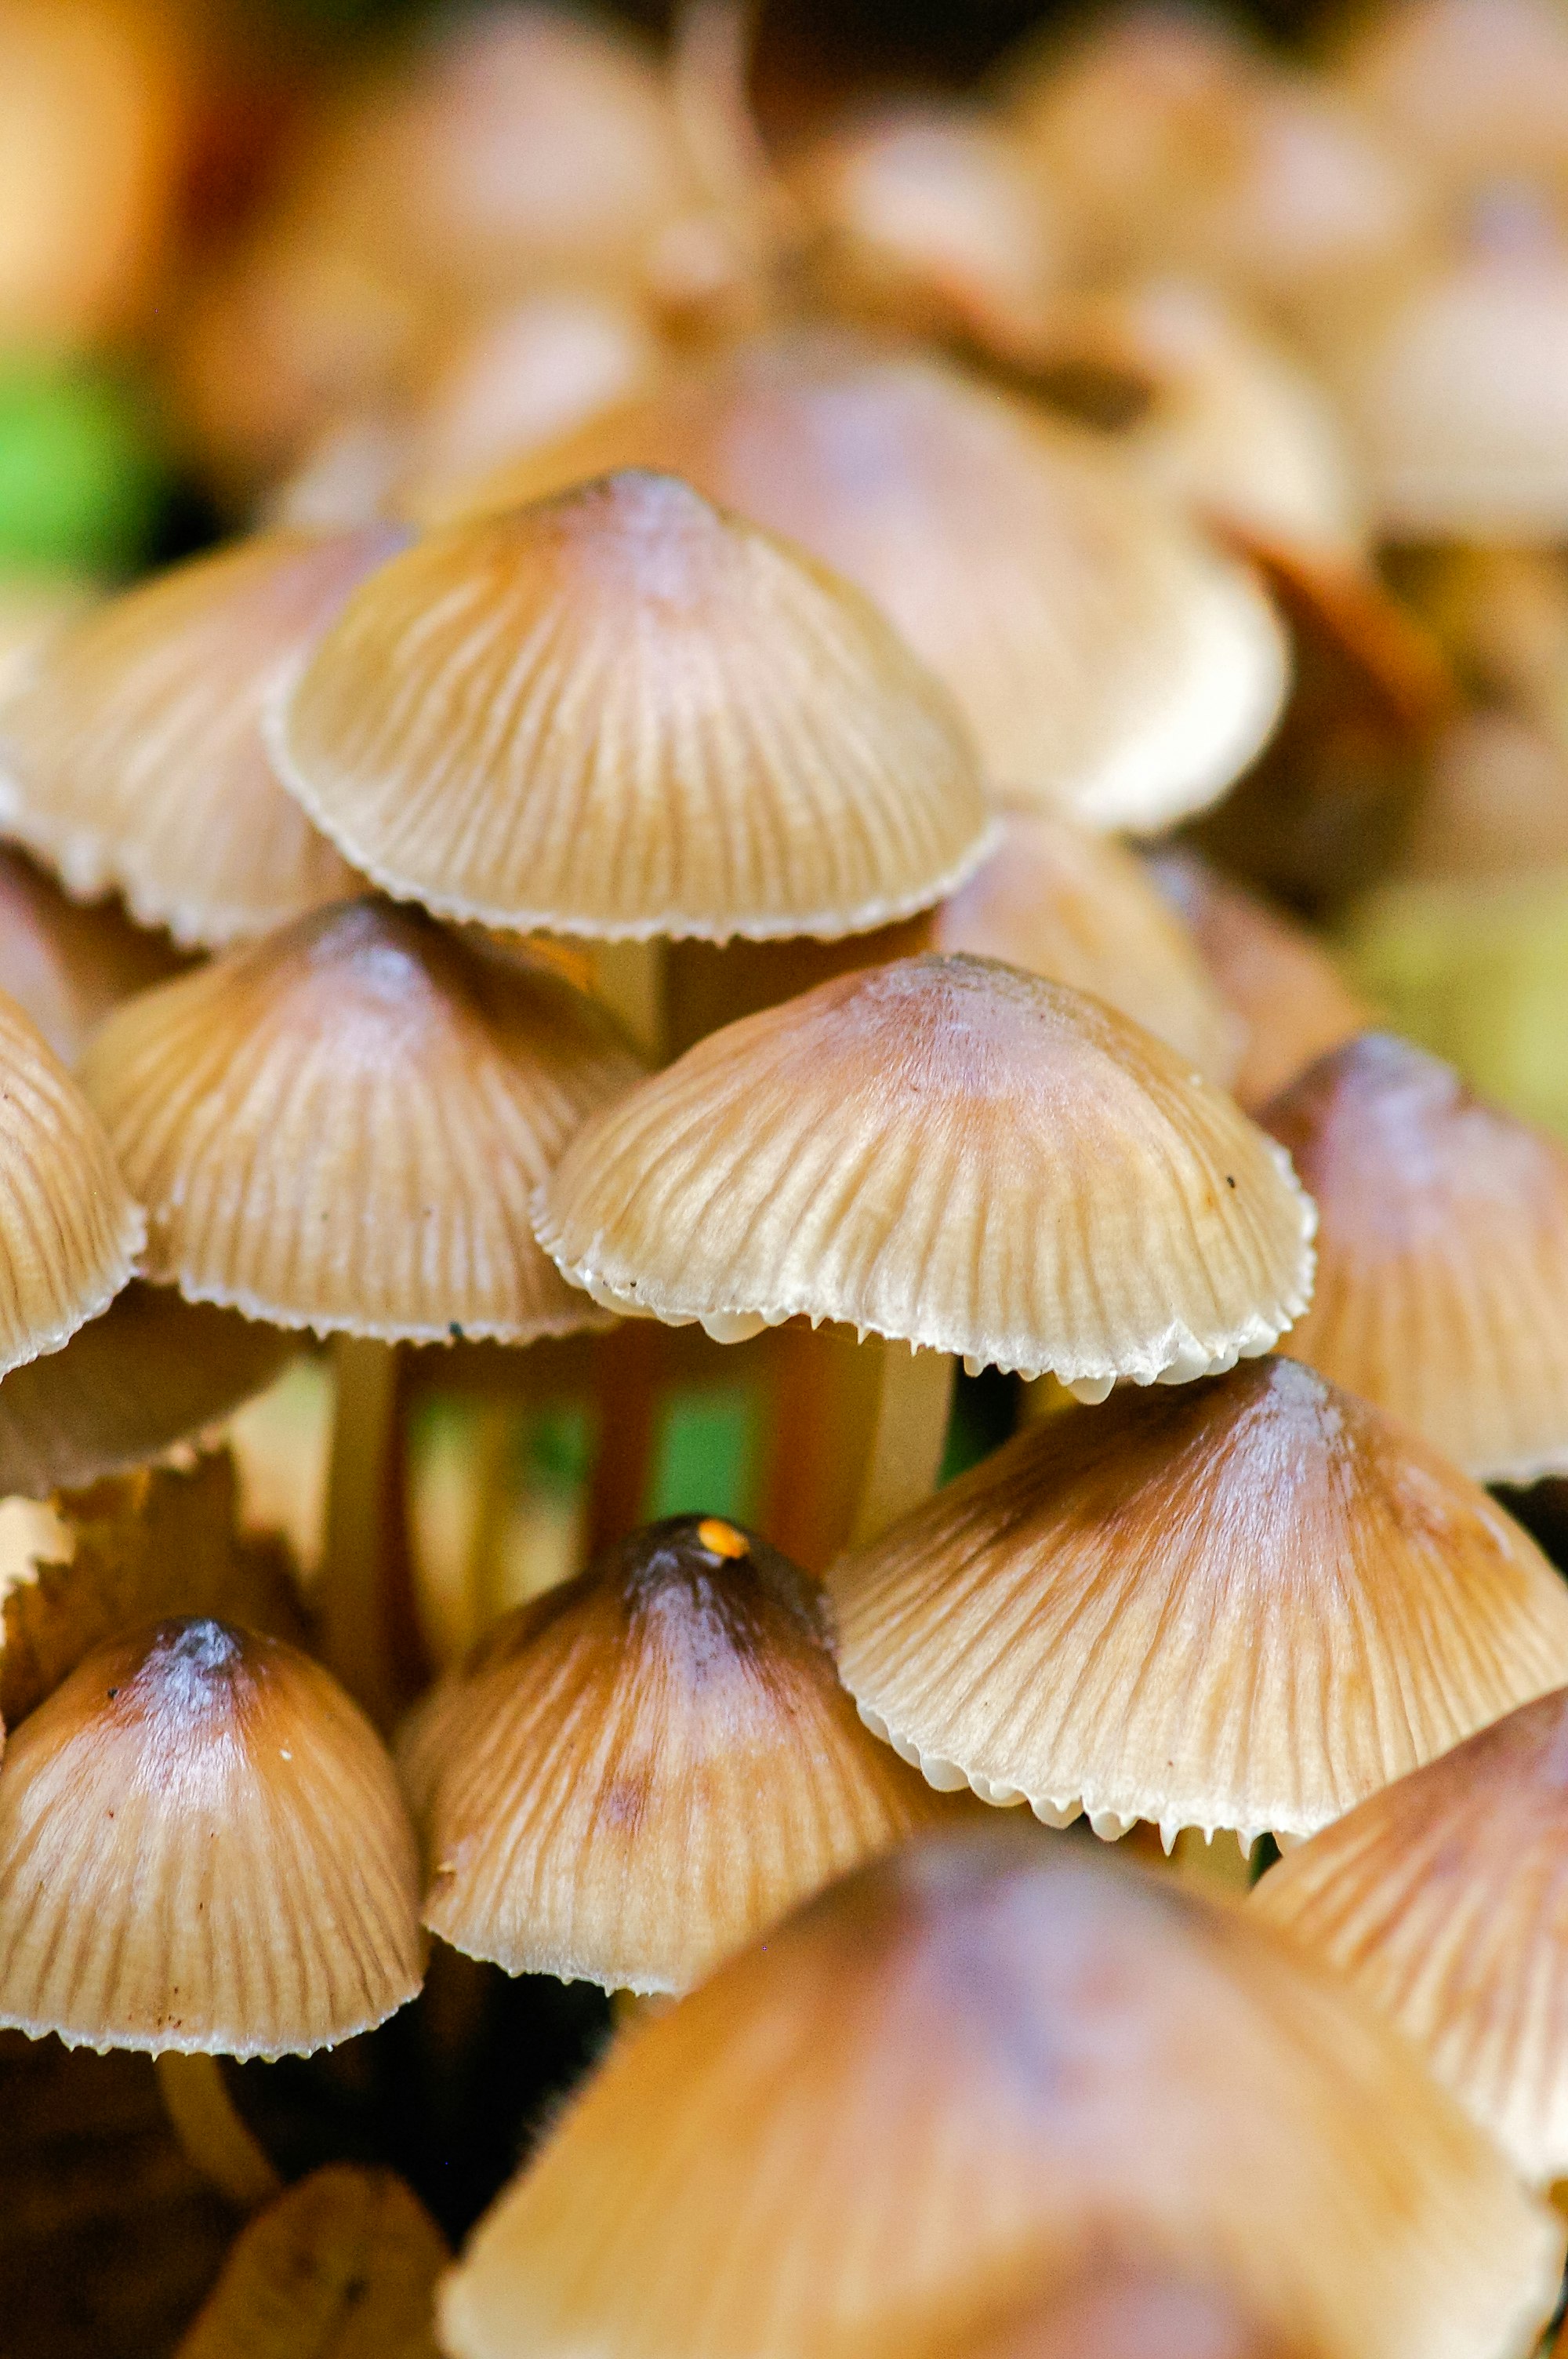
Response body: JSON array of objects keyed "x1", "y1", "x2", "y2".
[
  {"x1": 534, "y1": 954, "x2": 1315, "y2": 1387},
  {"x1": 270, "y1": 470, "x2": 991, "y2": 943},
  {"x1": 827, "y1": 1355, "x2": 1568, "y2": 1848}
]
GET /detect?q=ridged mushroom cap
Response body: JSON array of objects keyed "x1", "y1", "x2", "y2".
[
  {"x1": 1331, "y1": 249, "x2": 1568, "y2": 543},
  {"x1": 826, "y1": 1355, "x2": 1568, "y2": 1846},
  {"x1": 0, "y1": 988, "x2": 143, "y2": 1377},
  {"x1": 0, "y1": 1285, "x2": 292, "y2": 1500},
  {"x1": 1254, "y1": 1685, "x2": 1568, "y2": 2189},
  {"x1": 78, "y1": 899, "x2": 644, "y2": 1345},
  {"x1": 1150, "y1": 852, "x2": 1374, "y2": 1110},
  {"x1": 424, "y1": 333, "x2": 1290, "y2": 834},
  {"x1": 401, "y1": 1514, "x2": 970, "y2": 1994},
  {"x1": 534, "y1": 954, "x2": 1316, "y2": 1387},
  {"x1": 0, "y1": 1616, "x2": 423, "y2": 2055},
  {"x1": 437, "y1": 1830, "x2": 1563, "y2": 2359},
  {"x1": 932, "y1": 810, "x2": 1238, "y2": 1086},
  {"x1": 0, "y1": 529, "x2": 399, "y2": 948},
  {"x1": 1265, "y1": 1032, "x2": 1568, "y2": 1483},
  {"x1": 175, "y1": 2164, "x2": 448, "y2": 2359},
  {"x1": 269, "y1": 471, "x2": 991, "y2": 943}
]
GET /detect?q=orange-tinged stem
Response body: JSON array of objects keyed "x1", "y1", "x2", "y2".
[{"x1": 321, "y1": 1336, "x2": 428, "y2": 1732}]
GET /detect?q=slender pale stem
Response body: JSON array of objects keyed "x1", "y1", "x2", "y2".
[
  {"x1": 154, "y1": 2052, "x2": 281, "y2": 2212},
  {"x1": 848, "y1": 1339, "x2": 955, "y2": 1550},
  {"x1": 584, "y1": 1321, "x2": 665, "y2": 1561},
  {"x1": 321, "y1": 1336, "x2": 426, "y2": 1732}
]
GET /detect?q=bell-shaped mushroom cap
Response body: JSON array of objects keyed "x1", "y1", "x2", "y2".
[
  {"x1": 437, "y1": 1832, "x2": 1563, "y2": 2359},
  {"x1": 401, "y1": 1514, "x2": 967, "y2": 1994},
  {"x1": 0, "y1": 846, "x2": 186, "y2": 1066},
  {"x1": 426, "y1": 333, "x2": 1290, "y2": 834},
  {"x1": 826, "y1": 1356, "x2": 1568, "y2": 1846},
  {"x1": 0, "y1": 1286, "x2": 292, "y2": 1500},
  {"x1": 270, "y1": 471, "x2": 990, "y2": 943},
  {"x1": 0, "y1": 1616, "x2": 423, "y2": 2055},
  {"x1": 932, "y1": 810, "x2": 1238, "y2": 1085},
  {"x1": 0, "y1": 527, "x2": 401, "y2": 950},
  {"x1": 0, "y1": 988, "x2": 143, "y2": 1378},
  {"x1": 1264, "y1": 1033, "x2": 1568, "y2": 1483},
  {"x1": 1254, "y1": 1685, "x2": 1568, "y2": 2190},
  {"x1": 78, "y1": 898, "x2": 644, "y2": 1345},
  {"x1": 1330, "y1": 246, "x2": 1568, "y2": 543},
  {"x1": 1150, "y1": 851, "x2": 1374, "y2": 1110},
  {"x1": 175, "y1": 2163, "x2": 448, "y2": 2359},
  {"x1": 1334, "y1": 0, "x2": 1568, "y2": 206},
  {"x1": 535, "y1": 955, "x2": 1315, "y2": 1387}
]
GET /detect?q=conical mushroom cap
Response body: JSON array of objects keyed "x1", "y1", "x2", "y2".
[
  {"x1": 0, "y1": 1616, "x2": 423, "y2": 2055},
  {"x1": 1265, "y1": 1033, "x2": 1568, "y2": 1483},
  {"x1": 0, "y1": 1285, "x2": 292, "y2": 1500},
  {"x1": 0, "y1": 528, "x2": 398, "y2": 949},
  {"x1": 1150, "y1": 852, "x2": 1374, "y2": 1110},
  {"x1": 1254, "y1": 1685, "x2": 1568, "y2": 2190},
  {"x1": 270, "y1": 471, "x2": 990, "y2": 943},
  {"x1": 534, "y1": 954, "x2": 1315, "y2": 1387},
  {"x1": 78, "y1": 898, "x2": 644, "y2": 1344},
  {"x1": 438, "y1": 1832, "x2": 1563, "y2": 2359},
  {"x1": 401, "y1": 1514, "x2": 969, "y2": 1994},
  {"x1": 426, "y1": 333, "x2": 1290, "y2": 834},
  {"x1": 0, "y1": 988, "x2": 143, "y2": 1377},
  {"x1": 826, "y1": 1356, "x2": 1568, "y2": 1845},
  {"x1": 932, "y1": 810, "x2": 1238, "y2": 1085},
  {"x1": 1330, "y1": 248, "x2": 1568, "y2": 543}
]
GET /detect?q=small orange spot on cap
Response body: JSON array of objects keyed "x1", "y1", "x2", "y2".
[{"x1": 697, "y1": 1518, "x2": 749, "y2": 1560}]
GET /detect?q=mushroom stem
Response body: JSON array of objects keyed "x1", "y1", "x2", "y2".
[
  {"x1": 589, "y1": 941, "x2": 666, "y2": 1062},
  {"x1": 848, "y1": 1340, "x2": 955, "y2": 1549},
  {"x1": 584, "y1": 1321, "x2": 665, "y2": 1558},
  {"x1": 154, "y1": 2052, "x2": 281, "y2": 2212},
  {"x1": 321, "y1": 1336, "x2": 427, "y2": 1731}
]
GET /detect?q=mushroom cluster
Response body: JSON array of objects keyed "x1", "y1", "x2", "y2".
[{"x1": 2, "y1": 2, "x2": 1568, "y2": 2355}]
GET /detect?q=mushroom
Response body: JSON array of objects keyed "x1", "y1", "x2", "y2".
[
  {"x1": 0, "y1": 1285, "x2": 292, "y2": 1501},
  {"x1": 417, "y1": 331, "x2": 1290, "y2": 837},
  {"x1": 932, "y1": 808, "x2": 1239, "y2": 1086},
  {"x1": 902, "y1": 2262, "x2": 1309, "y2": 2359},
  {"x1": 0, "y1": 1616, "x2": 423, "y2": 2205},
  {"x1": 0, "y1": 985, "x2": 142, "y2": 1377},
  {"x1": 437, "y1": 1830, "x2": 1563, "y2": 2359},
  {"x1": 0, "y1": 525, "x2": 405, "y2": 949},
  {"x1": 1325, "y1": 234, "x2": 1568, "y2": 547},
  {"x1": 267, "y1": 469, "x2": 991, "y2": 965},
  {"x1": 1253, "y1": 1685, "x2": 1568, "y2": 2191},
  {"x1": 825, "y1": 1355, "x2": 1568, "y2": 1848},
  {"x1": 175, "y1": 2164, "x2": 448, "y2": 2359},
  {"x1": 1149, "y1": 850, "x2": 1375, "y2": 1110},
  {"x1": 534, "y1": 954, "x2": 1315, "y2": 1543},
  {"x1": 0, "y1": 844, "x2": 186, "y2": 1064},
  {"x1": 77, "y1": 899, "x2": 645, "y2": 1721},
  {"x1": 1263, "y1": 1031, "x2": 1568, "y2": 1482},
  {"x1": 399, "y1": 1514, "x2": 971, "y2": 1994},
  {"x1": 787, "y1": 101, "x2": 1064, "y2": 350}
]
